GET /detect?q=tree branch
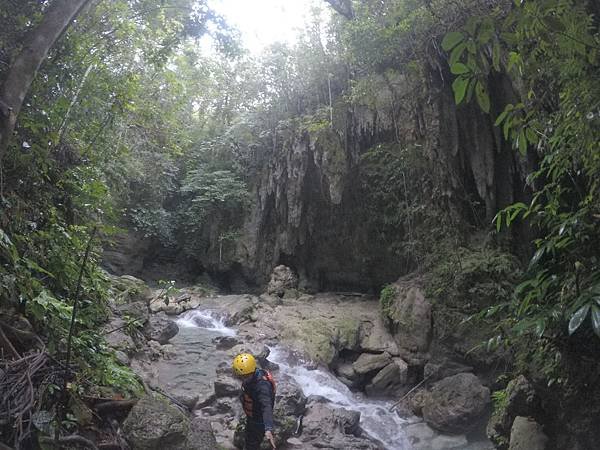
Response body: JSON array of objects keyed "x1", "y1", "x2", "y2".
[{"x1": 324, "y1": 0, "x2": 355, "y2": 20}]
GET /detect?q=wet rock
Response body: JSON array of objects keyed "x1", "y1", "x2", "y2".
[
  {"x1": 172, "y1": 391, "x2": 199, "y2": 410},
  {"x1": 267, "y1": 265, "x2": 299, "y2": 297},
  {"x1": 213, "y1": 335, "x2": 241, "y2": 350},
  {"x1": 422, "y1": 372, "x2": 490, "y2": 433},
  {"x1": 336, "y1": 362, "x2": 362, "y2": 388},
  {"x1": 509, "y1": 416, "x2": 548, "y2": 450},
  {"x1": 143, "y1": 312, "x2": 179, "y2": 344},
  {"x1": 359, "y1": 319, "x2": 400, "y2": 355},
  {"x1": 352, "y1": 352, "x2": 392, "y2": 375},
  {"x1": 365, "y1": 358, "x2": 408, "y2": 396},
  {"x1": 405, "y1": 421, "x2": 435, "y2": 444},
  {"x1": 429, "y1": 434, "x2": 469, "y2": 449},
  {"x1": 214, "y1": 374, "x2": 239, "y2": 398},
  {"x1": 122, "y1": 394, "x2": 189, "y2": 449},
  {"x1": 184, "y1": 417, "x2": 218, "y2": 449},
  {"x1": 274, "y1": 379, "x2": 307, "y2": 416},
  {"x1": 300, "y1": 399, "x2": 378, "y2": 449}
]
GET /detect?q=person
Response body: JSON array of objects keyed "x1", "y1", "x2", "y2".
[{"x1": 232, "y1": 353, "x2": 277, "y2": 449}]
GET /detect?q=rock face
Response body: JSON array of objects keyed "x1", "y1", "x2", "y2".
[
  {"x1": 382, "y1": 280, "x2": 432, "y2": 365},
  {"x1": 509, "y1": 416, "x2": 548, "y2": 450},
  {"x1": 365, "y1": 358, "x2": 408, "y2": 396},
  {"x1": 487, "y1": 375, "x2": 540, "y2": 448},
  {"x1": 422, "y1": 373, "x2": 490, "y2": 433},
  {"x1": 266, "y1": 265, "x2": 298, "y2": 297}
]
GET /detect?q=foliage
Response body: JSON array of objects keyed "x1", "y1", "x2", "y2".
[
  {"x1": 379, "y1": 284, "x2": 397, "y2": 317},
  {"x1": 444, "y1": 0, "x2": 600, "y2": 344}
]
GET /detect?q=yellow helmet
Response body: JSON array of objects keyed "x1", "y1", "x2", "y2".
[{"x1": 232, "y1": 353, "x2": 257, "y2": 376}]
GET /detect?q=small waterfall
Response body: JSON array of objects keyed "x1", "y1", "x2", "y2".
[
  {"x1": 176, "y1": 309, "x2": 236, "y2": 336},
  {"x1": 268, "y1": 347, "x2": 411, "y2": 450}
]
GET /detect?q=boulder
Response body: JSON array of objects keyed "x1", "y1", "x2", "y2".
[
  {"x1": 424, "y1": 359, "x2": 473, "y2": 383},
  {"x1": 214, "y1": 374, "x2": 240, "y2": 398},
  {"x1": 267, "y1": 265, "x2": 298, "y2": 297},
  {"x1": 509, "y1": 416, "x2": 548, "y2": 450},
  {"x1": 365, "y1": 358, "x2": 408, "y2": 396},
  {"x1": 117, "y1": 301, "x2": 150, "y2": 324},
  {"x1": 359, "y1": 319, "x2": 400, "y2": 355},
  {"x1": 122, "y1": 394, "x2": 189, "y2": 449},
  {"x1": 212, "y1": 335, "x2": 241, "y2": 350},
  {"x1": 487, "y1": 375, "x2": 539, "y2": 448},
  {"x1": 300, "y1": 398, "x2": 379, "y2": 449},
  {"x1": 274, "y1": 379, "x2": 307, "y2": 417},
  {"x1": 422, "y1": 373, "x2": 490, "y2": 433},
  {"x1": 383, "y1": 281, "x2": 432, "y2": 364},
  {"x1": 336, "y1": 362, "x2": 363, "y2": 388},
  {"x1": 103, "y1": 317, "x2": 137, "y2": 354},
  {"x1": 184, "y1": 418, "x2": 218, "y2": 449},
  {"x1": 352, "y1": 352, "x2": 392, "y2": 375},
  {"x1": 110, "y1": 274, "x2": 153, "y2": 304},
  {"x1": 143, "y1": 312, "x2": 179, "y2": 344}
]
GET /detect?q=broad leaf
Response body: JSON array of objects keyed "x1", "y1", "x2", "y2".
[
  {"x1": 568, "y1": 304, "x2": 590, "y2": 335},
  {"x1": 442, "y1": 32, "x2": 464, "y2": 51},
  {"x1": 452, "y1": 76, "x2": 468, "y2": 104},
  {"x1": 449, "y1": 43, "x2": 467, "y2": 66},
  {"x1": 450, "y1": 62, "x2": 470, "y2": 75}
]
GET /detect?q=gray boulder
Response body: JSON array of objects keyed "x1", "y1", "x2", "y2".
[
  {"x1": 509, "y1": 416, "x2": 548, "y2": 450},
  {"x1": 383, "y1": 281, "x2": 432, "y2": 364},
  {"x1": 214, "y1": 373, "x2": 240, "y2": 398},
  {"x1": 143, "y1": 312, "x2": 179, "y2": 344},
  {"x1": 122, "y1": 394, "x2": 189, "y2": 449},
  {"x1": 184, "y1": 417, "x2": 218, "y2": 449},
  {"x1": 422, "y1": 373, "x2": 490, "y2": 433},
  {"x1": 274, "y1": 378, "x2": 307, "y2": 416},
  {"x1": 352, "y1": 352, "x2": 392, "y2": 375},
  {"x1": 365, "y1": 358, "x2": 408, "y2": 396},
  {"x1": 118, "y1": 301, "x2": 150, "y2": 325},
  {"x1": 300, "y1": 398, "x2": 379, "y2": 449},
  {"x1": 267, "y1": 265, "x2": 298, "y2": 297}
]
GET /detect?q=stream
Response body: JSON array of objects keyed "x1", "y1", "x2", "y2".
[{"x1": 161, "y1": 308, "x2": 492, "y2": 450}]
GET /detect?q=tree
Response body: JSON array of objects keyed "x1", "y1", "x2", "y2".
[{"x1": 0, "y1": 0, "x2": 92, "y2": 158}]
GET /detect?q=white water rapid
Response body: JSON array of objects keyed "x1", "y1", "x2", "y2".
[
  {"x1": 176, "y1": 309, "x2": 237, "y2": 336},
  {"x1": 268, "y1": 346, "x2": 411, "y2": 449}
]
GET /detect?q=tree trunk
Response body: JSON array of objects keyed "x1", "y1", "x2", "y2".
[{"x1": 0, "y1": 0, "x2": 92, "y2": 158}]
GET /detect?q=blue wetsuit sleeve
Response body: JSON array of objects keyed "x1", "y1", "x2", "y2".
[{"x1": 256, "y1": 380, "x2": 274, "y2": 431}]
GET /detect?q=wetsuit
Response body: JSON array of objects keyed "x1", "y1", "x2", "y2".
[{"x1": 241, "y1": 368, "x2": 275, "y2": 450}]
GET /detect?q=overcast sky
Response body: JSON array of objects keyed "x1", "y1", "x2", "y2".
[{"x1": 207, "y1": 0, "x2": 328, "y2": 54}]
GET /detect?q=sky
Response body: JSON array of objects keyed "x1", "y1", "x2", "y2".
[{"x1": 207, "y1": 0, "x2": 328, "y2": 54}]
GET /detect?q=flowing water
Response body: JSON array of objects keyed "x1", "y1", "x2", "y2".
[
  {"x1": 172, "y1": 309, "x2": 493, "y2": 450},
  {"x1": 268, "y1": 347, "x2": 412, "y2": 449}
]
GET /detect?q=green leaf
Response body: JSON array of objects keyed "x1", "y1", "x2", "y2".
[
  {"x1": 592, "y1": 305, "x2": 600, "y2": 338},
  {"x1": 450, "y1": 63, "x2": 470, "y2": 75},
  {"x1": 449, "y1": 43, "x2": 467, "y2": 66},
  {"x1": 543, "y1": 16, "x2": 566, "y2": 32},
  {"x1": 475, "y1": 81, "x2": 490, "y2": 113},
  {"x1": 494, "y1": 110, "x2": 508, "y2": 127},
  {"x1": 568, "y1": 304, "x2": 590, "y2": 335},
  {"x1": 452, "y1": 77, "x2": 469, "y2": 105},
  {"x1": 442, "y1": 32, "x2": 464, "y2": 51}
]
